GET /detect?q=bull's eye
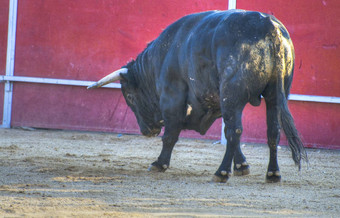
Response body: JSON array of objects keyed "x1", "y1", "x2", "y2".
[{"x1": 126, "y1": 94, "x2": 134, "y2": 103}]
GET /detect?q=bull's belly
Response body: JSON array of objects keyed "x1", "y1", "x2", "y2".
[{"x1": 184, "y1": 108, "x2": 221, "y2": 135}]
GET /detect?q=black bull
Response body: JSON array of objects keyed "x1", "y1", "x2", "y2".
[{"x1": 88, "y1": 10, "x2": 308, "y2": 183}]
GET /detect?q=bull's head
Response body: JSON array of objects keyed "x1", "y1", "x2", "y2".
[{"x1": 88, "y1": 67, "x2": 162, "y2": 137}]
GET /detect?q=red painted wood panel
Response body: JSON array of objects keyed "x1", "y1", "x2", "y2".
[
  {"x1": 11, "y1": 83, "x2": 140, "y2": 133},
  {"x1": 14, "y1": 0, "x2": 227, "y2": 80},
  {"x1": 0, "y1": 0, "x2": 9, "y2": 125}
]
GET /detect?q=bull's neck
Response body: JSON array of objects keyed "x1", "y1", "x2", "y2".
[{"x1": 132, "y1": 51, "x2": 160, "y2": 106}]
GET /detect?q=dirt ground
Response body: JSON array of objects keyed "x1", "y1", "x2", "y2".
[{"x1": 0, "y1": 128, "x2": 339, "y2": 217}]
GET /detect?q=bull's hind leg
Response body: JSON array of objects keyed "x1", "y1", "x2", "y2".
[
  {"x1": 264, "y1": 97, "x2": 282, "y2": 183},
  {"x1": 233, "y1": 146, "x2": 250, "y2": 176},
  {"x1": 213, "y1": 105, "x2": 245, "y2": 183}
]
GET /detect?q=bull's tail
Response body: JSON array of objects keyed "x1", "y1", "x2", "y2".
[
  {"x1": 271, "y1": 19, "x2": 308, "y2": 169},
  {"x1": 279, "y1": 91, "x2": 308, "y2": 169}
]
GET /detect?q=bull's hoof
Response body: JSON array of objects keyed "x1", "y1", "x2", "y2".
[
  {"x1": 212, "y1": 171, "x2": 231, "y2": 183},
  {"x1": 147, "y1": 162, "x2": 168, "y2": 172},
  {"x1": 233, "y1": 162, "x2": 250, "y2": 176},
  {"x1": 265, "y1": 171, "x2": 281, "y2": 183}
]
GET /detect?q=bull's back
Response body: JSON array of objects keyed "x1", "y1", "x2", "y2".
[{"x1": 183, "y1": 10, "x2": 294, "y2": 106}]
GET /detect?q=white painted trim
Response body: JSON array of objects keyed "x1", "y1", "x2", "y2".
[
  {"x1": 0, "y1": 75, "x2": 121, "y2": 89},
  {"x1": 1, "y1": 0, "x2": 18, "y2": 128},
  {"x1": 288, "y1": 94, "x2": 340, "y2": 104},
  {"x1": 2, "y1": 75, "x2": 339, "y2": 104},
  {"x1": 228, "y1": 0, "x2": 237, "y2": 10}
]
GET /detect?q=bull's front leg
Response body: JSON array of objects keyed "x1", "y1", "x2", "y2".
[
  {"x1": 147, "y1": 126, "x2": 181, "y2": 172},
  {"x1": 148, "y1": 81, "x2": 186, "y2": 172}
]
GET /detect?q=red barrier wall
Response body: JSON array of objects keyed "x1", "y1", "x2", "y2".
[
  {"x1": 9, "y1": 0, "x2": 226, "y2": 138},
  {"x1": 1, "y1": 0, "x2": 339, "y2": 149}
]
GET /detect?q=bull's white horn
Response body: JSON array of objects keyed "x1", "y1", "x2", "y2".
[{"x1": 87, "y1": 68, "x2": 128, "y2": 89}]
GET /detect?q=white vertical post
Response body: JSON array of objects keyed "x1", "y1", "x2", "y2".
[
  {"x1": 228, "y1": 0, "x2": 237, "y2": 10},
  {"x1": 221, "y1": 123, "x2": 227, "y2": 145},
  {"x1": 221, "y1": 0, "x2": 237, "y2": 144},
  {"x1": 1, "y1": 0, "x2": 18, "y2": 128}
]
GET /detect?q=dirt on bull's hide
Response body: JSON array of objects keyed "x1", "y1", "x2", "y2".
[{"x1": 0, "y1": 129, "x2": 339, "y2": 217}]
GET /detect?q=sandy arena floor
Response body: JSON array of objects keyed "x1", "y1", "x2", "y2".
[{"x1": 0, "y1": 128, "x2": 339, "y2": 217}]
